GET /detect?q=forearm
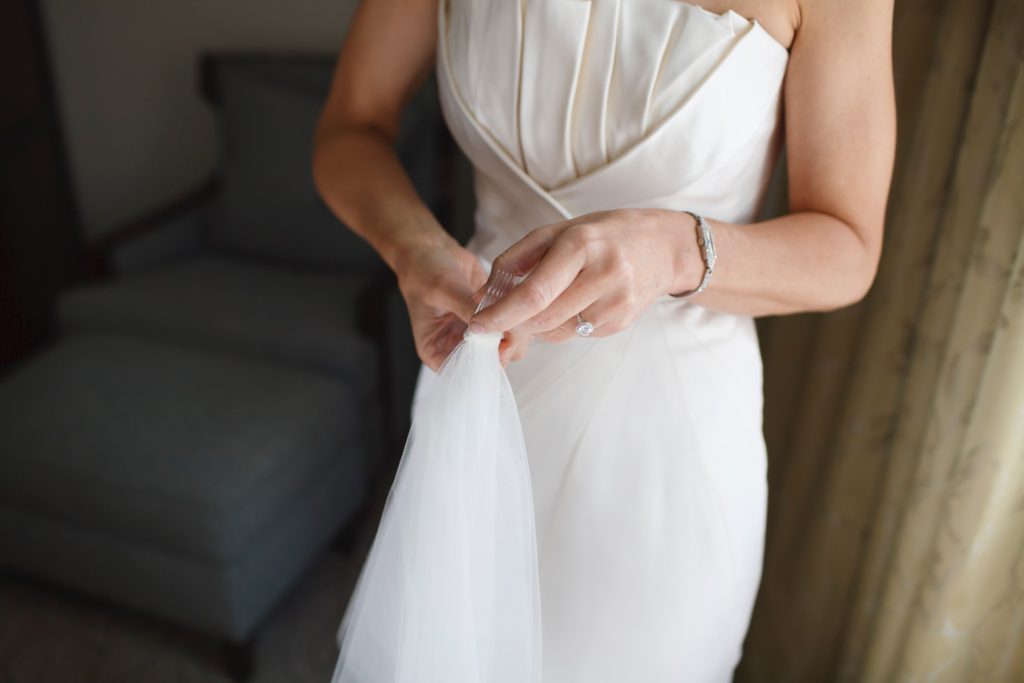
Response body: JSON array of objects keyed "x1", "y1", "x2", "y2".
[
  {"x1": 312, "y1": 123, "x2": 456, "y2": 273},
  {"x1": 662, "y1": 208, "x2": 878, "y2": 317}
]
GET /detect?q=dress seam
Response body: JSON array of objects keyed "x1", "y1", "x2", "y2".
[
  {"x1": 534, "y1": 326, "x2": 641, "y2": 562},
  {"x1": 651, "y1": 302, "x2": 744, "y2": 622}
]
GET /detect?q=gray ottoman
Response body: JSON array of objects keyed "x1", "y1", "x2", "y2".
[{"x1": 0, "y1": 333, "x2": 369, "y2": 649}]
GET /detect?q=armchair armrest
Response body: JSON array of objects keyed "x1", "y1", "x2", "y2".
[{"x1": 86, "y1": 177, "x2": 220, "y2": 278}]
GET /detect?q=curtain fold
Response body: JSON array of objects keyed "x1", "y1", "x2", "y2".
[{"x1": 738, "y1": 0, "x2": 1024, "y2": 680}]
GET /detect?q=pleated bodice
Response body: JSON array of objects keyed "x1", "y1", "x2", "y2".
[{"x1": 437, "y1": 0, "x2": 791, "y2": 263}]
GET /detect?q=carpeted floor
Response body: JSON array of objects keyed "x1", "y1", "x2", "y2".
[{"x1": 0, "y1": 479, "x2": 388, "y2": 683}]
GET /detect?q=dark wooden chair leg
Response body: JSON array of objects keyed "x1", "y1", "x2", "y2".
[{"x1": 220, "y1": 637, "x2": 255, "y2": 681}]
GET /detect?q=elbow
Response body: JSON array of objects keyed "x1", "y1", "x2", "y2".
[
  {"x1": 311, "y1": 114, "x2": 393, "y2": 198},
  {"x1": 311, "y1": 118, "x2": 335, "y2": 199},
  {"x1": 848, "y1": 256, "x2": 879, "y2": 307},
  {"x1": 840, "y1": 231, "x2": 883, "y2": 309},
  {"x1": 311, "y1": 109, "x2": 352, "y2": 198},
  {"x1": 853, "y1": 219, "x2": 884, "y2": 302},
  {"x1": 311, "y1": 127, "x2": 350, "y2": 208},
  {"x1": 818, "y1": 220, "x2": 883, "y2": 313}
]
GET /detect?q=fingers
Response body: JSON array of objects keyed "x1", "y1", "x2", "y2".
[
  {"x1": 498, "y1": 328, "x2": 531, "y2": 367},
  {"x1": 537, "y1": 290, "x2": 642, "y2": 343},
  {"x1": 516, "y1": 266, "x2": 603, "y2": 336},
  {"x1": 432, "y1": 268, "x2": 482, "y2": 324},
  {"x1": 466, "y1": 221, "x2": 565, "y2": 326},
  {"x1": 418, "y1": 311, "x2": 464, "y2": 372},
  {"x1": 537, "y1": 322, "x2": 578, "y2": 344},
  {"x1": 490, "y1": 223, "x2": 562, "y2": 276},
  {"x1": 413, "y1": 247, "x2": 492, "y2": 325},
  {"x1": 470, "y1": 235, "x2": 586, "y2": 334},
  {"x1": 469, "y1": 258, "x2": 489, "y2": 292},
  {"x1": 575, "y1": 290, "x2": 640, "y2": 337},
  {"x1": 406, "y1": 245, "x2": 509, "y2": 371}
]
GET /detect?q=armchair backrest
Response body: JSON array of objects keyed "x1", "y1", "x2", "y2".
[{"x1": 198, "y1": 51, "x2": 453, "y2": 272}]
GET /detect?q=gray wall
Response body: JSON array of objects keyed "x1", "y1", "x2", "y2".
[{"x1": 40, "y1": 1, "x2": 361, "y2": 240}]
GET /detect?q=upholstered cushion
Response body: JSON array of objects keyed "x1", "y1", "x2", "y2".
[
  {"x1": 56, "y1": 254, "x2": 377, "y2": 394},
  {"x1": 0, "y1": 334, "x2": 368, "y2": 565},
  {"x1": 0, "y1": 427, "x2": 365, "y2": 641},
  {"x1": 203, "y1": 57, "x2": 442, "y2": 270}
]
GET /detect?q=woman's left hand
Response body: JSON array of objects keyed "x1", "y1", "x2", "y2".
[{"x1": 467, "y1": 208, "x2": 702, "y2": 350}]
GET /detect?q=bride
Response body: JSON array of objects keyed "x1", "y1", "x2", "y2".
[{"x1": 313, "y1": 0, "x2": 896, "y2": 680}]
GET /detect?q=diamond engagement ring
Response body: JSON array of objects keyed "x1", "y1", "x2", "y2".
[{"x1": 575, "y1": 313, "x2": 594, "y2": 337}]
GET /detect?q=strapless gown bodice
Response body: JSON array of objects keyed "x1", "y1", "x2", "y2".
[
  {"x1": 437, "y1": 0, "x2": 789, "y2": 263},
  {"x1": 414, "y1": 2, "x2": 791, "y2": 681}
]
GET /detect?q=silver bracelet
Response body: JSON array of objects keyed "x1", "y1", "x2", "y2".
[{"x1": 670, "y1": 210, "x2": 716, "y2": 298}]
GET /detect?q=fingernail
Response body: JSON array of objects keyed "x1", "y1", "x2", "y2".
[{"x1": 468, "y1": 321, "x2": 485, "y2": 334}]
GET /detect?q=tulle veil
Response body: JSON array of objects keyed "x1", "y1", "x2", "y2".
[{"x1": 330, "y1": 268, "x2": 542, "y2": 683}]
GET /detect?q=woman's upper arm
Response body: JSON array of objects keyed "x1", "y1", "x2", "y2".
[
  {"x1": 783, "y1": 0, "x2": 897, "y2": 272},
  {"x1": 314, "y1": 0, "x2": 439, "y2": 144}
]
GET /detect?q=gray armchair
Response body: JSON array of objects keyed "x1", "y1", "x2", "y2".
[{"x1": 0, "y1": 51, "x2": 466, "y2": 680}]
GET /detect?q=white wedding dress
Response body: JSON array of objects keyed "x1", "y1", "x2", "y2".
[{"x1": 411, "y1": 1, "x2": 790, "y2": 680}]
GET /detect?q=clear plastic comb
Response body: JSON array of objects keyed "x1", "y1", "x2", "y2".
[{"x1": 474, "y1": 268, "x2": 520, "y2": 315}]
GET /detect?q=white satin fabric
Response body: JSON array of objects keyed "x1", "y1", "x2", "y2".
[{"x1": 412, "y1": 1, "x2": 790, "y2": 680}]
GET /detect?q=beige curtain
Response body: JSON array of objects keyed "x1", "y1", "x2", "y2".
[{"x1": 737, "y1": 0, "x2": 1024, "y2": 681}]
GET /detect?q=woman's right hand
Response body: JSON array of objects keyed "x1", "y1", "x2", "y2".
[
  {"x1": 395, "y1": 241, "x2": 531, "y2": 372},
  {"x1": 310, "y1": 0, "x2": 532, "y2": 370}
]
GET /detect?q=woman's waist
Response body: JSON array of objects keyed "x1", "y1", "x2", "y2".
[{"x1": 503, "y1": 292, "x2": 765, "y2": 435}]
